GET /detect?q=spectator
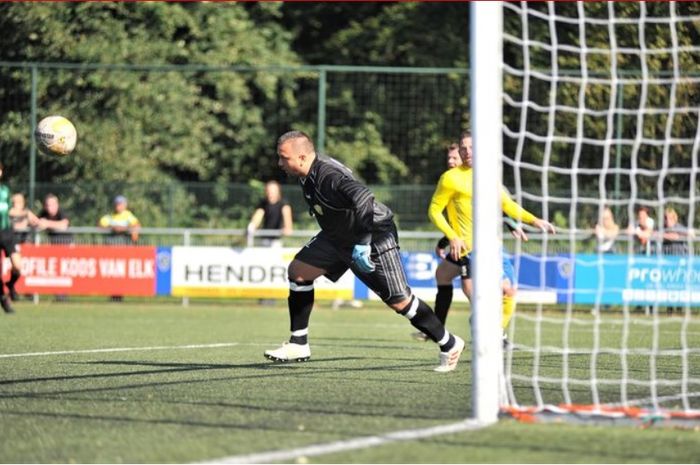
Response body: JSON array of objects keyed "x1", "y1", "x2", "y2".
[
  {"x1": 628, "y1": 206, "x2": 655, "y2": 255},
  {"x1": 660, "y1": 207, "x2": 693, "y2": 256},
  {"x1": 658, "y1": 207, "x2": 695, "y2": 316},
  {"x1": 37, "y1": 193, "x2": 72, "y2": 244},
  {"x1": 626, "y1": 206, "x2": 656, "y2": 314},
  {"x1": 247, "y1": 180, "x2": 293, "y2": 247},
  {"x1": 98, "y1": 195, "x2": 141, "y2": 245},
  {"x1": 9, "y1": 193, "x2": 39, "y2": 244},
  {"x1": 594, "y1": 206, "x2": 620, "y2": 254}
]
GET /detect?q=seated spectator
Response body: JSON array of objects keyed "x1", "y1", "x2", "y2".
[
  {"x1": 594, "y1": 206, "x2": 619, "y2": 254},
  {"x1": 9, "y1": 193, "x2": 39, "y2": 244},
  {"x1": 98, "y1": 195, "x2": 141, "y2": 245},
  {"x1": 37, "y1": 193, "x2": 72, "y2": 244}
]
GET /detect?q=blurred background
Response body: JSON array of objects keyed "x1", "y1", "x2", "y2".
[{"x1": 0, "y1": 2, "x2": 470, "y2": 232}]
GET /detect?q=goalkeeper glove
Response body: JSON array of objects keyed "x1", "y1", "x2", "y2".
[{"x1": 352, "y1": 244, "x2": 375, "y2": 273}]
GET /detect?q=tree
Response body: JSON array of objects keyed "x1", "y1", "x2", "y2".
[{"x1": 0, "y1": 2, "x2": 300, "y2": 225}]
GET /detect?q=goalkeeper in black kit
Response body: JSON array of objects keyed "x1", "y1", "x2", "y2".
[{"x1": 265, "y1": 131, "x2": 465, "y2": 372}]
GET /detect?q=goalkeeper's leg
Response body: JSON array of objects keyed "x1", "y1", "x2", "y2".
[{"x1": 411, "y1": 258, "x2": 462, "y2": 342}]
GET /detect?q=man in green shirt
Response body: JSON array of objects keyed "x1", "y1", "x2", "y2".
[{"x1": 0, "y1": 163, "x2": 25, "y2": 314}]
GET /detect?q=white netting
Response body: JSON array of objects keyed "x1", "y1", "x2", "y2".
[{"x1": 501, "y1": 1, "x2": 700, "y2": 421}]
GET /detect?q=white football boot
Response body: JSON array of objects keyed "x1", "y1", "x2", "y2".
[
  {"x1": 434, "y1": 335, "x2": 465, "y2": 373},
  {"x1": 264, "y1": 342, "x2": 311, "y2": 362}
]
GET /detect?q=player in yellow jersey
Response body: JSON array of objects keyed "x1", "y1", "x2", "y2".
[{"x1": 428, "y1": 131, "x2": 556, "y2": 347}]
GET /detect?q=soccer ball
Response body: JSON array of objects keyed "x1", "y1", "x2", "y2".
[{"x1": 35, "y1": 115, "x2": 77, "y2": 156}]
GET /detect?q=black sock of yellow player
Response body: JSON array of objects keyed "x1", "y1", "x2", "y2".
[
  {"x1": 288, "y1": 280, "x2": 314, "y2": 345},
  {"x1": 434, "y1": 284, "x2": 453, "y2": 325}
]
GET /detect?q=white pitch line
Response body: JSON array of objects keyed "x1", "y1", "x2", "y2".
[
  {"x1": 200, "y1": 419, "x2": 491, "y2": 464},
  {"x1": 0, "y1": 342, "x2": 241, "y2": 359}
]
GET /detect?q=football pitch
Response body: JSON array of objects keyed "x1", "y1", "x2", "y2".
[{"x1": 1, "y1": 301, "x2": 699, "y2": 463}]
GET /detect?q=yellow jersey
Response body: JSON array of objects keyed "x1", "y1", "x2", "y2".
[
  {"x1": 99, "y1": 210, "x2": 140, "y2": 229},
  {"x1": 428, "y1": 166, "x2": 537, "y2": 256}
]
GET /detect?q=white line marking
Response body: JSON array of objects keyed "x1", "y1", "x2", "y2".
[
  {"x1": 0, "y1": 343, "x2": 241, "y2": 359},
  {"x1": 199, "y1": 419, "x2": 491, "y2": 464},
  {"x1": 0, "y1": 339, "x2": 428, "y2": 360}
]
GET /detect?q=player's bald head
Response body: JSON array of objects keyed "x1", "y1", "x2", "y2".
[
  {"x1": 277, "y1": 131, "x2": 315, "y2": 155},
  {"x1": 277, "y1": 131, "x2": 317, "y2": 177}
]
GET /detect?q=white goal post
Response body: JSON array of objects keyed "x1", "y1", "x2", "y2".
[
  {"x1": 472, "y1": 1, "x2": 700, "y2": 425},
  {"x1": 470, "y1": 1, "x2": 505, "y2": 424}
]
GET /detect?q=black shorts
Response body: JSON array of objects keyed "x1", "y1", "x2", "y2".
[
  {"x1": 0, "y1": 230, "x2": 20, "y2": 257},
  {"x1": 445, "y1": 253, "x2": 471, "y2": 279},
  {"x1": 295, "y1": 229, "x2": 412, "y2": 305}
]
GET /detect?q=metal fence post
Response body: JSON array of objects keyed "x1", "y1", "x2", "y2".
[
  {"x1": 316, "y1": 67, "x2": 327, "y2": 154},
  {"x1": 614, "y1": 81, "x2": 624, "y2": 204},
  {"x1": 29, "y1": 65, "x2": 38, "y2": 209},
  {"x1": 182, "y1": 228, "x2": 190, "y2": 307}
]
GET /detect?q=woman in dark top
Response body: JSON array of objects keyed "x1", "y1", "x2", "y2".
[{"x1": 246, "y1": 180, "x2": 293, "y2": 247}]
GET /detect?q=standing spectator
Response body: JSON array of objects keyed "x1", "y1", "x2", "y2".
[
  {"x1": 660, "y1": 207, "x2": 693, "y2": 256},
  {"x1": 627, "y1": 206, "x2": 655, "y2": 314},
  {"x1": 594, "y1": 206, "x2": 620, "y2": 254},
  {"x1": 247, "y1": 180, "x2": 293, "y2": 247},
  {"x1": 659, "y1": 207, "x2": 695, "y2": 315},
  {"x1": 38, "y1": 193, "x2": 72, "y2": 244},
  {"x1": 0, "y1": 163, "x2": 27, "y2": 313},
  {"x1": 628, "y1": 206, "x2": 655, "y2": 255},
  {"x1": 9, "y1": 193, "x2": 39, "y2": 244},
  {"x1": 98, "y1": 195, "x2": 141, "y2": 245}
]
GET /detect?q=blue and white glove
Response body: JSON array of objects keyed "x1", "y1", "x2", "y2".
[{"x1": 352, "y1": 244, "x2": 375, "y2": 273}]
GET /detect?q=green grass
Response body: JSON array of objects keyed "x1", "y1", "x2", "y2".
[{"x1": 0, "y1": 301, "x2": 699, "y2": 463}]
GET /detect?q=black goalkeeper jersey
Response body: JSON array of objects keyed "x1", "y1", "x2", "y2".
[{"x1": 300, "y1": 155, "x2": 395, "y2": 247}]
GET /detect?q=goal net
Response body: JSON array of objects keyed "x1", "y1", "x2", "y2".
[{"x1": 499, "y1": 1, "x2": 700, "y2": 424}]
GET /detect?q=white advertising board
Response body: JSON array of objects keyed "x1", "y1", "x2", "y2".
[{"x1": 170, "y1": 246, "x2": 354, "y2": 299}]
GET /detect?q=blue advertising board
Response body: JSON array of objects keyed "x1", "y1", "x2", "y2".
[
  {"x1": 353, "y1": 251, "x2": 572, "y2": 304},
  {"x1": 155, "y1": 246, "x2": 172, "y2": 296},
  {"x1": 573, "y1": 254, "x2": 700, "y2": 306}
]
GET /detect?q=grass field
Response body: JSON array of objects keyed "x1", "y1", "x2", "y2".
[{"x1": 1, "y1": 300, "x2": 699, "y2": 463}]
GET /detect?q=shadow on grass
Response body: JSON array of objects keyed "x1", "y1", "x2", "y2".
[
  {"x1": 0, "y1": 354, "x2": 449, "y2": 402},
  {"x1": 0, "y1": 356, "x2": 359, "y2": 386},
  {"x1": 0, "y1": 407, "x2": 327, "y2": 435},
  {"x1": 0, "y1": 357, "x2": 466, "y2": 430}
]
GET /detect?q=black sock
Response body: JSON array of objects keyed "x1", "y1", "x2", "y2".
[
  {"x1": 288, "y1": 280, "x2": 314, "y2": 345},
  {"x1": 398, "y1": 296, "x2": 455, "y2": 351},
  {"x1": 7, "y1": 269, "x2": 20, "y2": 287},
  {"x1": 434, "y1": 285, "x2": 453, "y2": 325}
]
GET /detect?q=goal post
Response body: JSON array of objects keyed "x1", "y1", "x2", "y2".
[{"x1": 470, "y1": 1, "x2": 504, "y2": 425}]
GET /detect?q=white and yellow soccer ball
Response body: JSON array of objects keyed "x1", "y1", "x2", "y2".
[{"x1": 35, "y1": 115, "x2": 77, "y2": 156}]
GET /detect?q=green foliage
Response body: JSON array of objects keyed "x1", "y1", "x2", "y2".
[
  {"x1": 0, "y1": 2, "x2": 298, "y2": 186},
  {"x1": 325, "y1": 115, "x2": 408, "y2": 184}
]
